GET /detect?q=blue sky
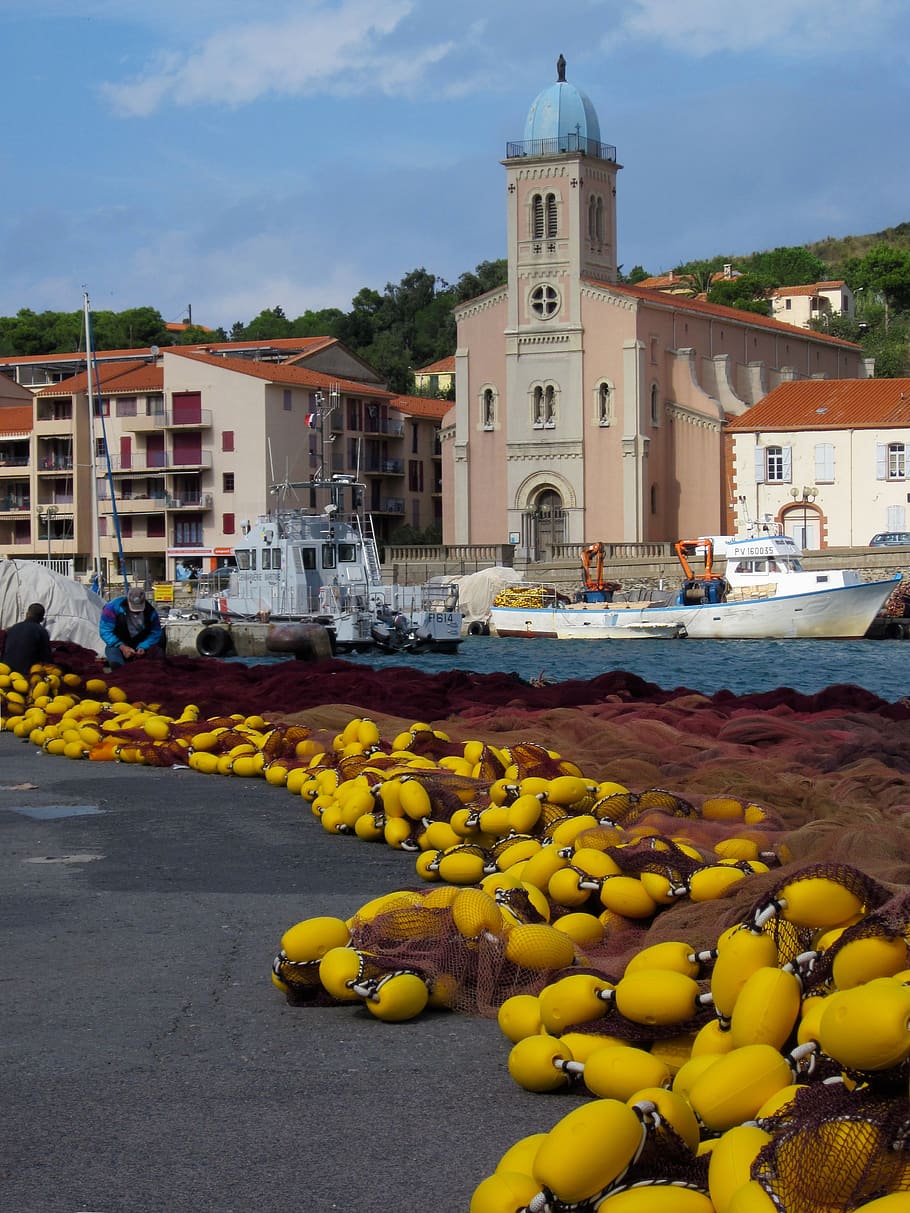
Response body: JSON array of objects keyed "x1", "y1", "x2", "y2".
[{"x1": 3, "y1": 0, "x2": 910, "y2": 332}]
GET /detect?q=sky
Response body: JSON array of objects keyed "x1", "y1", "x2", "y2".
[{"x1": 3, "y1": 0, "x2": 910, "y2": 333}]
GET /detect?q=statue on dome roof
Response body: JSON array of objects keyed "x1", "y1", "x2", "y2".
[{"x1": 557, "y1": 54, "x2": 566, "y2": 82}]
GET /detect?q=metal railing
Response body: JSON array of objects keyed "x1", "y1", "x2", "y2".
[{"x1": 505, "y1": 134, "x2": 617, "y2": 161}]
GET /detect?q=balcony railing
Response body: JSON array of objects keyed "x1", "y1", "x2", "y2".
[
  {"x1": 37, "y1": 456, "x2": 73, "y2": 471},
  {"x1": 107, "y1": 449, "x2": 213, "y2": 473},
  {"x1": 0, "y1": 456, "x2": 30, "y2": 468},
  {"x1": 118, "y1": 408, "x2": 213, "y2": 431},
  {"x1": 505, "y1": 134, "x2": 617, "y2": 161},
  {"x1": 372, "y1": 497, "x2": 405, "y2": 514}
]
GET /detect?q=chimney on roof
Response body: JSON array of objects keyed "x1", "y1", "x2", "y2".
[
  {"x1": 668, "y1": 271, "x2": 674, "y2": 282},
  {"x1": 723, "y1": 263, "x2": 733, "y2": 279}
]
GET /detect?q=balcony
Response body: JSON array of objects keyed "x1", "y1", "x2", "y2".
[
  {"x1": 108, "y1": 449, "x2": 213, "y2": 473},
  {"x1": 505, "y1": 133, "x2": 617, "y2": 161},
  {"x1": 372, "y1": 497, "x2": 405, "y2": 514},
  {"x1": 0, "y1": 456, "x2": 31, "y2": 473},
  {"x1": 37, "y1": 455, "x2": 73, "y2": 472},
  {"x1": 98, "y1": 495, "x2": 168, "y2": 515},
  {"x1": 118, "y1": 407, "x2": 213, "y2": 432}
]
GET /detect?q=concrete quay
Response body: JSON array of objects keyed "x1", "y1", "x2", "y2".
[{"x1": 0, "y1": 734, "x2": 544, "y2": 1213}]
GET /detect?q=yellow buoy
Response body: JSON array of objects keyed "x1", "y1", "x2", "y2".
[
  {"x1": 614, "y1": 969, "x2": 701, "y2": 1028},
  {"x1": 451, "y1": 888, "x2": 503, "y2": 939},
  {"x1": 507, "y1": 1034, "x2": 572, "y2": 1092},
  {"x1": 707, "y1": 1124, "x2": 773, "y2": 1213},
  {"x1": 280, "y1": 916, "x2": 351, "y2": 963},
  {"x1": 532, "y1": 1099, "x2": 645, "y2": 1205},
  {"x1": 729, "y1": 966, "x2": 802, "y2": 1049},
  {"x1": 624, "y1": 941, "x2": 700, "y2": 979},
  {"x1": 581, "y1": 1043, "x2": 670, "y2": 1102},
  {"x1": 497, "y1": 994, "x2": 542, "y2": 1043},
  {"x1": 469, "y1": 1171, "x2": 540, "y2": 1213},
  {"x1": 817, "y1": 977, "x2": 910, "y2": 1070},
  {"x1": 629, "y1": 1087, "x2": 700, "y2": 1154},
  {"x1": 831, "y1": 933, "x2": 908, "y2": 989},
  {"x1": 504, "y1": 923, "x2": 576, "y2": 971},
  {"x1": 687, "y1": 1044, "x2": 793, "y2": 1132},
  {"x1": 710, "y1": 927, "x2": 779, "y2": 1019},
  {"x1": 776, "y1": 875, "x2": 865, "y2": 929},
  {"x1": 365, "y1": 971, "x2": 429, "y2": 1022},
  {"x1": 538, "y1": 973, "x2": 611, "y2": 1033}
]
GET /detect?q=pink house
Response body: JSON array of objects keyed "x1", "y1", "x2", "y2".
[{"x1": 444, "y1": 58, "x2": 867, "y2": 558}]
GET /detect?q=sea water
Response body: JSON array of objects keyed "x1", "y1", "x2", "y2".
[{"x1": 340, "y1": 636, "x2": 910, "y2": 703}]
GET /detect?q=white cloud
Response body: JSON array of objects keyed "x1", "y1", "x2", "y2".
[
  {"x1": 614, "y1": 0, "x2": 904, "y2": 57},
  {"x1": 100, "y1": 0, "x2": 454, "y2": 117}
]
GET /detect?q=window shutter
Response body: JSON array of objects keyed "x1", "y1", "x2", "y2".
[
  {"x1": 753, "y1": 447, "x2": 765, "y2": 484},
  {"x1": 887, "y1": 504, "x2": 906, "y2": 530},
  {"x1": 781, "y1": 446, "x2": 792, "y2": 482},
  {"x1": 814, "y1": 443, "x2": 834, "y2": 482},
  {"x1": 876, "y1": 444, "x2": 887, "y2": 480}
]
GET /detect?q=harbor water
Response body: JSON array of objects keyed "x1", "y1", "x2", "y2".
[{"x1": 340, "y1": 635, "x2": 910, "y2": 702}]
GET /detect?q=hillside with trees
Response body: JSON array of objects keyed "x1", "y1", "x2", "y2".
[{"x1": 3, "y1": 222, "x2": 910, "y2": 383}]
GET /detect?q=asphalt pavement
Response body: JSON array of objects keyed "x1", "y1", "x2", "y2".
[{"x1": 0, "y1": 732, "x2": 549, "y2": 1213}]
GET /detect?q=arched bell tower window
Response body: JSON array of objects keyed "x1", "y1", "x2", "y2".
[
  {"x1": 650, "y1": 383, "x2": 661, "y2": 426},
  {"x1": 595, "y1": 197, "x2": 604, "y2": 243},
  {"x1": 545, "y1": 192, "x2": 558, "y2": 238},
  {"x1": 531, "y1": 194, "x2": 544, "y2": 239}
]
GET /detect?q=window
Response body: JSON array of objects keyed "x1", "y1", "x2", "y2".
[
  {"x1": 595, "y1": 197, "x2": 604, "y2": 243},
  {"x1": 120, "y1": 518, "x2": 133, "y2": 538},
  {"x1": 95, "y1": 438, "x2": 106, "y2": 458},
  {"x1": 222, "y1": 472, "x2": 234, "y2": 493},
  {"x1": 597, "y1": 381, "x2": 613, "y2": 426},
  {"x1": 147, "y1": 394, "x2": 165, "y2": 416},
  {"x1": 890, "y1": 443, "x2": 906, "y2": 480},
  {"x1": 146, "y1": 515, "x2": 165, "y2": 538},
  {"x1": 283, "y1": 389, "x2": 292, "y2": 412},
  {"x1": 545, "y1": 192, "x2": 557, "y2": 237},
  {"x1": 116, "y1": 398, "x2": 137, "y2": 417},
  {"x1": 814, "y1": 443, "x2": 835, "y2": 483},
  {"x1": 532, "y1": 193, "x2": 544, "y2": 239},
  {"x1": 322, "y1": 543, "x2": 336, "y2": 569},
  {"x1": 650, "y1": 384, "x2": 661, "y2": 426},
  {"x1": 223, "y1": 512, "x2": 235, "y2": 535},
  {"x1": 587, "y1": 196, "x2": 597, "y2": 241},
  {"x1": 650, "y1": 485, "x2": 658, "y2": 514},
  {"x1": 411, "y1": 422, "x2": 419, "y2": 454},
  {"x1": 408, "y1": 460, "x2": 424, "y2": 492},
  {"x1": 785, "y1": 299, "x2": 792, "y2": 310},
  {"x1": 756, "y1": 444, "x2": 792, "y2": 483},
  {"x1": 530, "y1": 284, "x2": 559, "y2": 319},
  {"x1": 347, "y1": 400, "x2": 362, "y2": 431},
  {"x1": 222, "y1": 431, "x2": 234, "y2": 453}
]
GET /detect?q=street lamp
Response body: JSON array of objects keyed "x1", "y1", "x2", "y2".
[
  {"x1": 41, "y1": 505, "x2": 58, "y2": 564},
  {"x1": 789, "y1": 485, "x2": 818, "y2": 550}
]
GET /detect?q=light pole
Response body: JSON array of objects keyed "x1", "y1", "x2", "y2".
[
  {"x1": 789, "y1": 485, "x2": 818, "y2": 549},
  {"x1": 42, "y1": 505, "x2": 58, "y2": 565}
]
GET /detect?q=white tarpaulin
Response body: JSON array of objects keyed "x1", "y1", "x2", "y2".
[
  {"x1": 0, "y1": 560, "x2": 105, "y2": 655},
  {"x1": 451, "y1": 566, "x2": 525, "y2": 624}
]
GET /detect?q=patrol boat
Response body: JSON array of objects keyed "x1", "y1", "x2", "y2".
[{"x1": 166, "y1": 475, "x2": 462, "y2": 657}]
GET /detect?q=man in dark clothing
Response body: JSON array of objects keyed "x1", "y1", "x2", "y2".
[
  {"x1": 1, "y1": 603, "x2": 53, "y2": 674},
  {"x1": 99, "y1": 586, "x2": 163, "y2": 668}
]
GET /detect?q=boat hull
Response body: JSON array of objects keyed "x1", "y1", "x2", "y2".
[{"x1": 491, "y1": 576, "x2": 901, "y2": 641}]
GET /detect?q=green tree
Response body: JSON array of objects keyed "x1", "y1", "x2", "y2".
[
  {"x1": 623, "y1": 265, "x2": 651, "y2": 284},
  {"x1": 853, "y1": 244, "x2": 910, "y2": 329},
  {"x1": 707, "y1": 272, "x2": 771, "y2": 315},
  {"x1": 746, "y1": 246, "x2": 827, "y2": 288},
  {"x1": 242, "y1": 306, "x2": 293, "y2": 341}
]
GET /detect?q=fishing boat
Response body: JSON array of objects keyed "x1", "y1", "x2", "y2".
[
  {"x1": 165, "y1": 475, "x2": 462, "y2": 658},
  {"x1": 490, "y1": 533, "x2": 901, "y2": 641}
]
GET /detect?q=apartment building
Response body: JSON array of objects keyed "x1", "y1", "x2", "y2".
[{"x1": 0, "y1": 339, "x2": 446, "y2": 583}]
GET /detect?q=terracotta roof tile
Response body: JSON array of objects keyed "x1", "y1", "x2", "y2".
[
  {"x1": 726, "y1": 379, "x2": 910, "y2": 430},
  {"x1": 390, "y1": 394, "x2": 451, "y2": 420},
  {"x1": 593, "y1": 278, "x2": 861, "y2": 349},
  {"x1": 0, "y1": 335, "x2": 338, "y2": 369},
  {"x1": 37, "y1": 360, "x2": 161, "y2": 396},
  {"x1": 768, "y1": 281, "x2": 846, "y2": 298},
  {"x1": 165, "y1": 349, "x2": 395, "y2": 398},
  {"x1": 0, "y1": 405, "x2": 34, "y2": 435},
  {"x1": 415, "y1": 355, "x2": 455, "y2": 375}
]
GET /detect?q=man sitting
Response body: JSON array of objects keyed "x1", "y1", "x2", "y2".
[
  {"x1": 1, "y1": 602, "x2": 53, "y2": 675},
  {"x1": 99, "y1": 587, "x2": 163, "y2": 668}
]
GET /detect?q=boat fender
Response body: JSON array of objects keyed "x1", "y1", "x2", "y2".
[
  {"x1": 196, "y1": 625, "x2": 232, "y2": 658},
  {"x1": 467, "y1": 620, "x2": 486, "y2": 636},
  {"x1": 393, "y1": 613, "x2": 411, "y2": 635},
  {"x1": 266, "y1": 622, "x2": 334, "y2": 662},
  {"x1": 885, "y1": 620, "x2": 906, "y2": 640}
]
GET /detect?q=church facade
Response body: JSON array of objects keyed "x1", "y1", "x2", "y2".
[{"x1": 442, "y1": 60, "x2": 867, "y2": 558}]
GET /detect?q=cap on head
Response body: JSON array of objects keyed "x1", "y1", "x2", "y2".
[{"x1": 127, "y1": 587, "x2": 147, "y2": 612}]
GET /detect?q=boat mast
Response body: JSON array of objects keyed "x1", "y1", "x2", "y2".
[{"x1": 83, "y1": 292, "x2": 103, "y2": 589}]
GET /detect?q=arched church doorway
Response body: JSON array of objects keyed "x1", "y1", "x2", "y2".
[{"x1": 525, "y1": 488, "x2": 565, "y2": 560}]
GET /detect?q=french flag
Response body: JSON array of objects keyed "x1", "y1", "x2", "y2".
[{"x1": 305, "y1": 412, "x2": 317, "y2": 428}]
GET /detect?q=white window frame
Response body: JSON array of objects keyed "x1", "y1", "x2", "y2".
[{"x1": 814, "y1": 442, "x2": 835, "y2": 483}]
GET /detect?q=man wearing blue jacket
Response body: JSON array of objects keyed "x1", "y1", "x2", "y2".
[{"x1": 99, "y1": 586, "x2": 163, "y2": 668}]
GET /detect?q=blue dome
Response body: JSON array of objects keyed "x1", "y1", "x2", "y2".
[{"x1": 523, "y1": 70, "x2": 601, "y2": 150}]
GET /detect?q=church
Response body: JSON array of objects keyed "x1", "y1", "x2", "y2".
[{"x1": 441, "y1": 57, "x2": 866, "y2": 559}]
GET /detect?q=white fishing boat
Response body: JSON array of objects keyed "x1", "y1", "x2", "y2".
[
  {"x1": 491, "y1": 533, "x2": 901, "y2": 641},
  {"x1": 165, "y1": 475, "x2": 462, "y2": 657}
]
